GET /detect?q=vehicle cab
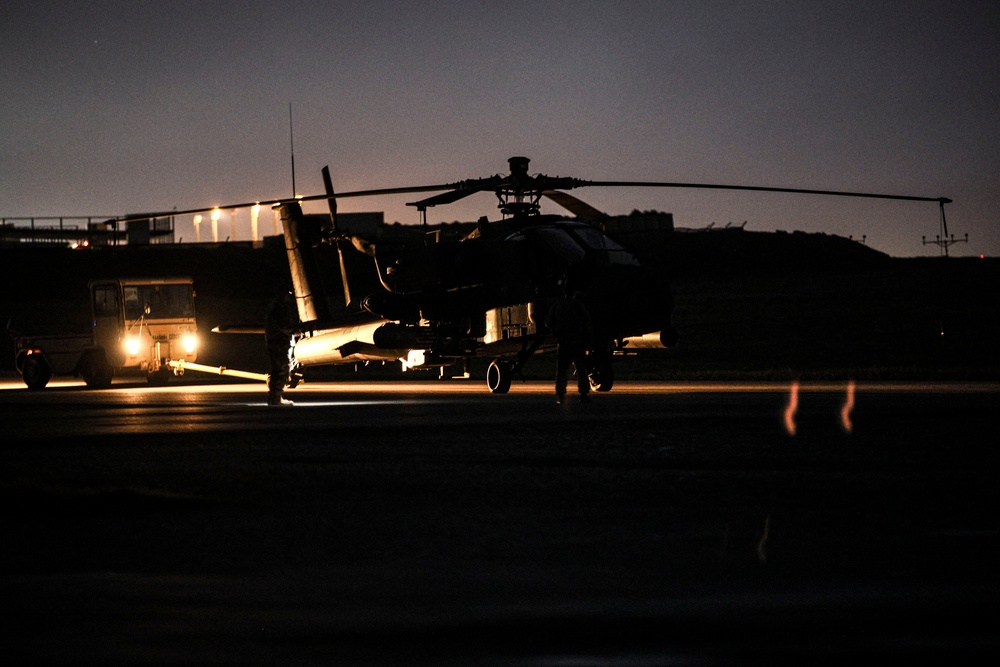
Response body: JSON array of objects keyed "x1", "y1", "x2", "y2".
[{"x1": 99, "y1": 277, "x2": 199, "y2": 382}]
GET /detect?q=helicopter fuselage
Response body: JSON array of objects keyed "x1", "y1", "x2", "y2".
[{"x1": 281, "y1": 204, "x2": 676, "y2": 391}]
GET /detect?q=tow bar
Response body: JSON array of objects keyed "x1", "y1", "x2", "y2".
[{"x1": 167, "y1": 359, "x2": 269, "y2": 383}]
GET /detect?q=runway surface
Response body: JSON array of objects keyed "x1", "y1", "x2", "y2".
[{"x1": 2, "y1": 378, "x2": 998, "y2": 664}]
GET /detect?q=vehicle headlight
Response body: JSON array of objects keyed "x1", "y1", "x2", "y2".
[
  {"x1": 125, "y1": 336, "x2": 140, "y2": 356},
  {"x1": 183, "y1": 334, "x2": 197, "y2": 354}
]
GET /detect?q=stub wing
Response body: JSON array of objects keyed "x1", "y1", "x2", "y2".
[{"x1": 293, "y1": 316, "x2": 406, "y2": 366}]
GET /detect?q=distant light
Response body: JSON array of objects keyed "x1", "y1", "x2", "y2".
[
  {"x1": 125, "y1": 336, "x2": 140, "y2": 356},
  {"x1": 211, "y1": 208, "x2": 221, "y2": 243},
  {"x1": 183, "y1": 334, "x2": 197, "y2": 354},
  {"x1": 251, "y1": 204, "x2": 261, "y2": 242}
]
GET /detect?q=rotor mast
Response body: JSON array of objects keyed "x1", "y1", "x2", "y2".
[
  {"x1": 496, "y1": 156, "x2": 541, "y2": 217},
  {"x1": 495, "y1": 156, "x2": 584, "y2": 218}
]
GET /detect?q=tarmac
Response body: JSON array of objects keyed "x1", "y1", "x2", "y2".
[{"x1": 2, "y1": 379, "x2": 998, "y2": 664}]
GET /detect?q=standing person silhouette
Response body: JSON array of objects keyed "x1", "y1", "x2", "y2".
[
  {"x1": 264, "y1": 289, "x2": 297, "y2": 406},
  {"x1": 545, "y1": 287, "x2": 594, "y2": 404}
]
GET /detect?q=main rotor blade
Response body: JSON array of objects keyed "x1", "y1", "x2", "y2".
[
  {"x1": 113, "y1": 171, "x2": 950, "y2": 225},
  {"x1": 541, "y1": 190, "x2": 608, "y2": 222},
  {"x1": 580, "y1": 180, "x2": 951, "y2": 204},
  {"x1": 296, "y1": 182, "x2": 457, "y2": 204},
  {"x1": 406, "y1": 188, "x2": 480, "y2": 210},
  {"x1": 115, "y1": 183, "x2": 458, "y2": 223}
]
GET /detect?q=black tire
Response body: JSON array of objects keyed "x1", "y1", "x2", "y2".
[
  {"x1": 486, "y1": 359, "x2": 512, "y2": 394},
  {"x1": 81, "y1": 350, "x2": 114, "y2": 389},
  {"x1": 22, "y1": 356, "x2": 51, "y2": 390},
  {"x1": 146, "y1": 369, "x2": 171, "y2": 386}
]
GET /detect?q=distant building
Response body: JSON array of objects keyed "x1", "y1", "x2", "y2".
[
  {"x1": 336, "y1": 212, "x2": 383, "y2": 238},
  {"x1": 1, "y1": 215, "x2": 180, "y2": 247},
  {"x1": 0, "y1": 217, "x2": 118, "y2": 247},
  {"x1": 125, "y1": 215, "x2": 175, "y2": 245}
]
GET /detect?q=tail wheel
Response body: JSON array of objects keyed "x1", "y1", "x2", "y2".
[
  {"x1": 486, "y1": 359, "x2": 512, "y2": 394},
  {"x1": 22, "y1": 356, "x2": 51, "y2": 390}
]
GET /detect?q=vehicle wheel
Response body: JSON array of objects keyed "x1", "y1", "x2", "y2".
[
  {"x1": 146, "y1": 368, "x2": 171, "y2": 386},
  {"x1": 589, "y1": 362, "x2": 614, "y2": 392},
  {"x1": 82, "y1": 350, "x2": 114, "y2": 389},
  {"x1": 22, "y1": 356, "x2": 51, "y2": 390},
  {"x1": 486, "y1": 359, "x2": 512, "y2": 394}
]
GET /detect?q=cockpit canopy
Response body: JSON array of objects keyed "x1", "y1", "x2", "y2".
[{"x1": 508, "y1": 222, "x2": 639, "y2": 267}]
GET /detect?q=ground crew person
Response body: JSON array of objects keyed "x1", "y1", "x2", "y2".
[
  {"x1": 264, "y1": 290, "x2": 297, "y2": 406},
  {"x1": 545, "y1": 289, "x2": 594, "y2": 403}
]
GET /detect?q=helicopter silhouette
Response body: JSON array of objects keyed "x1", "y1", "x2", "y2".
[
  {"x1": 269, "y1": 157, "x2": 676, "y2": 393},
  {"x1": 200, "y1": 156, "x2": 949, "y2": 393}
]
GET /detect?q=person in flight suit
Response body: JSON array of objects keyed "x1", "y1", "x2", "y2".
[
  {"x1": 264, "y1": 290, "x2": 298, "y2": 406},
  {"x1": 545, "y1": 288, "x2": 594, "y2": 404}
]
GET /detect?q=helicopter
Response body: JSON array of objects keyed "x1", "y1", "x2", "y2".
[
  {"x1": 261, "y1": 156, "x2": 677, "y2": 394},
  {"x1": 197, "y1": 156, "x2": 949, "y2": 394}
]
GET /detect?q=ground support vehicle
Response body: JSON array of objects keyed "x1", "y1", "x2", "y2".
[{"x1": 13, "y1": 277, "x2": 198, "y2": 389}]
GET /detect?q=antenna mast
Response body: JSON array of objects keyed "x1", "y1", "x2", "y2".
[
  {"x1": 922, "y1": 199, "x2": 967, "y2": 257},
  {"x1": 289, "y1": 103, "x2": 296, "y2": 197}
]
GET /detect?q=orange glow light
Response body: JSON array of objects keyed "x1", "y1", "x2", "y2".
[
  {"x1": 784, "y1": 381, "x2": 799, "y2": 436},
  {"x1": 840, "y1": 380, "x2": 856, "y2": 433}
]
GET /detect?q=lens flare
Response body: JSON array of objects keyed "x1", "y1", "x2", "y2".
[
  {"x1": 784, "y1": 381, "x2": 799, "y2": 436},
  {"x1": 757, "y1": 515, "x2": 771, "y2": 564},
  {"x1": 840, "y1": 380, "x2": 856, "y2": 433}
]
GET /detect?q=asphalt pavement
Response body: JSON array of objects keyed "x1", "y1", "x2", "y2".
[{"x1": 2, "y1": 379, "x2": 998, "y2": 665}]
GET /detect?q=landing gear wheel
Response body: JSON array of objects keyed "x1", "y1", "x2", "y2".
[
  {"x1": 486, "y1": 359, "x2": 512, "y2": 394},
  {"x1": 22, "y1": 356, "x2": 51, "y2": 390},
  {"x1": 589, "y1": 361, "x2": 614, "y2": 392}
]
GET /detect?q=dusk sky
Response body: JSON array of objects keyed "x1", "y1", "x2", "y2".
[{"x1": 3, "y1": 0, "x2": 998, "y2": 257}]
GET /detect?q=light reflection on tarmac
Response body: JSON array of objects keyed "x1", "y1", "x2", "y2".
[
  {"x1": 5, "y1": 376, "x2": 999, "y2": 394},
  {"x1": 4, "y1": 377, "x2": 998, "y2": 440},
  {"x1": 2, "y1": 376, "x2": 998, "y2": 663}
]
